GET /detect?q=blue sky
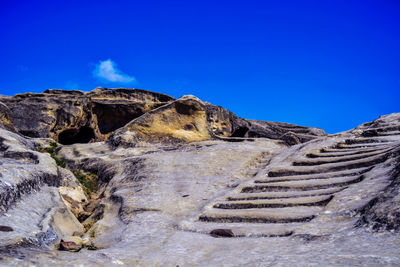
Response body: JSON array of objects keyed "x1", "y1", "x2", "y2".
[{"x1": 0, "y1": 0, "x2": 399, "y2": 133}]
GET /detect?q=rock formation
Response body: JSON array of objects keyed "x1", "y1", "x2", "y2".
[
  {"x1": 0, "y1": 87, "x2": 399, "y2": 266},
  {"x1": 0, "y1": 88, "x2": 326, "y2": 146},
  {"x1": 0, "y1": 88, "x2": 175, "y2": 143}
]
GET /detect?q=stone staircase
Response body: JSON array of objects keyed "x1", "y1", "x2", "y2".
[{"x1": 179, "y1": 122, "x2": 400, "y2": 237}]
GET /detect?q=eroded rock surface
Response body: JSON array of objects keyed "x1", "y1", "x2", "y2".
[
  {"x1": 1, "y1": 88, "x2": 326, "y2": 146},
  {"x1": 0, "y1": 88, "x2": 400, "y2": 266},
  {"x1": 108, "y1": 95, "x2": 212, "y2": 146},
  {"x1": 0, "y1": 88, "x2": 175, "y2": 143},
  {"x1": 0, "y1": 101, "x2": 15, "y2": 132},
  {"x1": 0, "y1": 127, "x2": 85, "y2": 253}
]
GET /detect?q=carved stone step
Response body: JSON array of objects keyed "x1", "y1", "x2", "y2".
[
  {"x1": 361, "y1": 126, "x2": 400, "y2": 136},
  {"x1": 320, "y1": 147, "x2": 388, "y2": 153},
  {"x1": 372, "y1": 131, "x2": 400, "y2": 137},
  {"x1": 242, "y1": 175, "x2": 364, "y2": 193},
  {"x1": 344, "y1": 137, "x2": 399, "y2": 145},
  {"x1": 214, "y1": 195, "x2": 333, "y2": 209},
  {"x1": 293, "y1": 149, "x2": 388, "y2": 166},
  {"x1": 256, "y1": 167, "x2": 370, "y2": 183},
  {"x1": 334, "y1": 142, "x2": 392, "y2": 149},
  {"x1": 310, "y1": 146, "x2": 389, "y2": 157},
  {"x1": 227, "y1": 187, "x2": 346, "y2": 201},
  {"x1": 268, "y1": 153, "x2": 388, "y2": 177},
  {"x1": 199, "y1": 206, "x2": 321, "y2": 223},
  {"x1": 179, "y1": 220, "x2": 300, "y2": 237}
]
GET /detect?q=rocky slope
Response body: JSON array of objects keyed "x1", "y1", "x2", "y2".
[{"x1": 0, "y1": 88, "x2": 399, "y2": 266}]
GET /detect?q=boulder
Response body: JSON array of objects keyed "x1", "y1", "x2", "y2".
[
  {"x1": 59, "y1": 240, "x2": 82, "y2": 252},
  {"x1": 108, "y1": 95, "x2": 212, "y2": 147}
]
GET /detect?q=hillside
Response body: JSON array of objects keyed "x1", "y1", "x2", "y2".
[{"x1": 0, "y1": 88, "x2": 399, "y2": 266}]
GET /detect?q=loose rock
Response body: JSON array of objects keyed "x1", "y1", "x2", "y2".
[
  {"x1": 210, "y1": 229, "x2": 235, "y2": 238},
  {"x1": 59, "y1": 240, "x2": 82, "y2": 252}
]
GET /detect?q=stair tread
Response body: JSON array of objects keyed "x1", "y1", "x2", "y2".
[
  {"x1": 344, "y1": 136, "x2": 399, "y2": 144},
  {"x1": 214, "y1": 195, "x2": 333, "y2": 209},
  {"x1": 200, "y1": 206, "x2": 321, "y2": 221},
  {"x1": 311, "y1": 147, "x2": 388, "y2": 157},
  {"x1": 374, "y1": 131, "x2": 400, "y2": 136},
  {"x1": 361, "y1": 126, "x2": 400, "y2": 132},
  {"x1": 294, "y1": 149, "x2": 387, "y2": 166},
  {"x1": 179, "y1": 220, "x2": 300, "y2": 237},
  {"x1": 247, "y1": 175, "x2": 362, "y2": 189},
  {"x1": 335, "y1": 142, "x2": 392, "y2": 149},
  {"x1": 268, "y1": 153, "x2": 388, "y2": 176},
  {"x1": 260, "y1": 167, "x2": 370, "y2": 183},
  {"x1": 321, "y1": 147, "x2": 385, "y2": 153},
  {"x1": 227, "y1": 187, "x2": 346, "y2": 200},
  {"x1": 257, "y1": 174, "x2": 359, "y2": 184}
]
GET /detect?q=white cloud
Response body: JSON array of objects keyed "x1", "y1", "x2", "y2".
[{"x1": 93, "y1": 59, "x2": 136, "y2": 83}]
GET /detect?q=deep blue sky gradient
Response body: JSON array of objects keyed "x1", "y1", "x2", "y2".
[{"x1": 1, "y1": 0, "x2": 399, "y2": 133}]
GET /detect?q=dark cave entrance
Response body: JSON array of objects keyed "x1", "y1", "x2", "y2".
[
  {"x1": 231, "y1": 126, "x2": 249, "y2": 137},
  {"x1": 58, "y1": 127, "x2": 95, "y2": 145},
  {"x1": 93, "y1": 103, "x2": 146, "y2": 134}
]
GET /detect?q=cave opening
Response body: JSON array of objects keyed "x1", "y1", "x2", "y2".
[
  {"x1": 58, "y1": 127, "x2": 95, "y2": 145},
  {"x1": 93, "y1": 103, "x2": 146, "y2": 134},
  {"x1": 231, "y1": 126, "x2": 249, "y2": 138}
]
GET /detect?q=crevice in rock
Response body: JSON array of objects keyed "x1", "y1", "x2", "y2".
[
  {"x1": 58, "y1": 168, "x2": 103, "y2": 251},
  {"x1": 33, "y1": 143, "x2": 104, "y2": 251}
]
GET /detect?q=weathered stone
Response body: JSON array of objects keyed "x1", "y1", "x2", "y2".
[
  {"x1": 0, "y1": 125, "x2": 85, "y2": 252},
  {"x1": 84, "y1": 199, "x2": 101, "y2": 213},
  {"x1": 59, "y1": 240, "x2": 82, "y2": 252},
  {"x1": 78, "y1": 211, "x2": 92, "y2": 222},
  {"x1": 0, "y1": 101, "x2": 15, "y2": 131},
  {"x1": 246, "y1": 120, "x2": 326, "y2": 144},
  {"x1": 1, "y1": 88, "x2": 326, "y2": 147},
  {"x1": 204, "y1": 103, "x2": 250, "y2": 137},
  {"x1": 0, "y1": 88, "x2": 175, "y2": 143},
  {"x1": 108, "y1": 95, "x2": 212, "y2": 147},
  {"x1": 1, "y1": 88, "x2": 400, "y2": 266}
]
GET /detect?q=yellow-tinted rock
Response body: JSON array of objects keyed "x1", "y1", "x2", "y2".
[
  {"x1": 0, "y1": 88, "x2": 175, "y2": 142},
  {"x1": 109, "y1": 95, "x2": 212, "y2": 146}
]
